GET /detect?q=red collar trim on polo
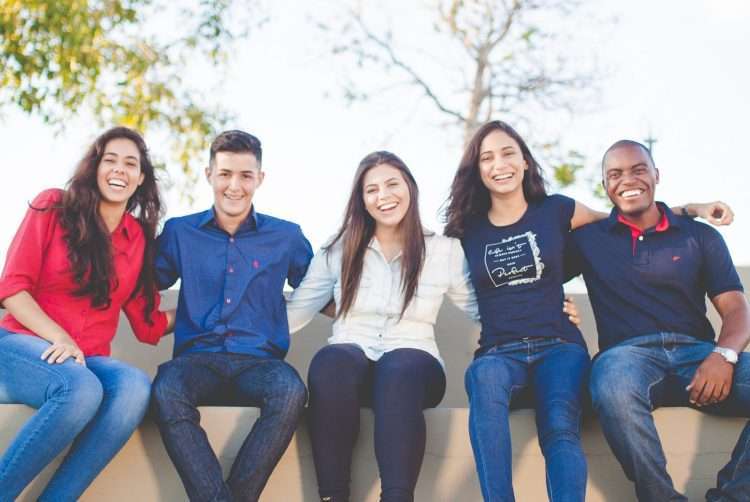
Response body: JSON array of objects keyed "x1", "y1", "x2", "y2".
[{"x1": 617, "y1": 211, "x2": 670, "y2": 254}]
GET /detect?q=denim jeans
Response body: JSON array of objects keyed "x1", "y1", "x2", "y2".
[
  {"x1": 307, "y1": 344, "x2": 446, "y2": 502},
  {"x1": 465, "y1": 337, "x2": 590, "y2": 502},
  {"x1": 0, "y1": 329, "x2": 151, "y2": 501},
  {"x1": 151, "y1": 351, "x2": 307, "y2": 502},
  {"x1": 590, "y1": 333, "x2": 750, "y2": 502}
]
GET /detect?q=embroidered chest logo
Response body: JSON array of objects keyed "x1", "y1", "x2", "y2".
[
  {"x1": 484, "y1": 231, "x2": 544, "y2": 287},
  {"x1": 252, "y1": 259, "x2": 260, "y2": 269}
]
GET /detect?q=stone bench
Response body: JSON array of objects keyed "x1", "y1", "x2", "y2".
[{"x1": 2, "y1": 267, "x2": 749, "y2": 500}]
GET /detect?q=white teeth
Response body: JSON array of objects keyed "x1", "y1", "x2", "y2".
[
  {"x1": 378, "y1": 202, "x2": 397, "y2": 211},
  {"x1": 493, "y1": 173, "x2": 513, "y2": 181},
  {"x1": 108, "y1": 179, "x2": 127, "y2": 188},
  {"x1": 621, "y1": 189, "x2": 643, "y2": 198}
]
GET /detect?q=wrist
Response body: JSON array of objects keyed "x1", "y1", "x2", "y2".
[
  {"x1": 681, "y1": 205, "x2": 696, "y2": 218},
  {"x1": 712, "y1": 346, "x2": 739, "y2": 365}
]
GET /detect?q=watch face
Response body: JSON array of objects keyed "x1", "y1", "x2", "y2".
[{"x1": 715, "y1": 347, "x2": 738, "y2": 364}]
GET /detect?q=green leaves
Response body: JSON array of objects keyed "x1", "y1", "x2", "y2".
[{"x1": 0, "y1": 0, "x2": 259, "y2": 190}]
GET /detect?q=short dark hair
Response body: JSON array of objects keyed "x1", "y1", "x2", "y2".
[
  {"x1": 601, "y1": 140, "x2": 654, "y2": 174},
  {"x1": 209, "y1": 130, "x2": 262, "y2": 167}
]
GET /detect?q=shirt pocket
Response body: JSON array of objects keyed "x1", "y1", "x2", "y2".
[{"x1": 409, "y1": 281, "x2": 445, "y2": 321}]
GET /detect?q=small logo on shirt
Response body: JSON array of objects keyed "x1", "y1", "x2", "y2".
[{"x1": 252, "y1": 259, "x2": 260, "y2": 269}]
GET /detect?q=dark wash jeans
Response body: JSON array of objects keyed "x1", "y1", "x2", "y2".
[
  {"x1": 590, "y1": 333, "x2": 750, "y2": 502},
  {"x1": 151, "y1": 352, "x2": 307, "y2": 502},
  {"x1": 307, "y1": 344, "x2": 446, "y2": 502},
  {"x1": 465, "y1": 337, "x2": 590, "y2": 502}
]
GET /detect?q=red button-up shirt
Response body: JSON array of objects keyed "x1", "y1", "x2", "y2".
[{"x1": 0, "y1": 189, "x2": 167, "y2": 356}]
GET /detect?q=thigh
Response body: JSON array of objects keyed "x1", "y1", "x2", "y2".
[
  {"x1": 232, "y1": 357, "x2": 306, "y2": 407},
  {"x1": 465, "y1": 345, "x2": 529, "y2": 406},
  {"x1": 532, "y1": 341, "x2": 590, "y2": 405},
  {"x1": 85, "y1": 356, "x2": 151, "y2": 400},
  {"x1": 152, "y1": 353, "x2": 226, "y2": 407},
  {"x1": 0, "y1": 332, "x2": 99, "y2": 407},
  {"x1": 372, "y1": 348, "x2": 446, "y2": 410},
  {"x1": 590, "y1": 344, "x2": 669, "y2": 409}
]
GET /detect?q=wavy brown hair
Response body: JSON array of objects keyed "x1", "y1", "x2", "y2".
[
  {"x1": 59, "y1": 127, "x2": 163, "y2": 321},
  {"x1": 443, "y1": 120, "x2": 547, "y2": 238},
  {"x1": 326, "y1": 151, "x2": 426, "y2": 319}
]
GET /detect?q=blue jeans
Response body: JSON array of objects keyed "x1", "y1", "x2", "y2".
[
  {"x1": 307, "y1": 344, "x2": 446, "y2": 502},
  {"x1": 590, "y1": 333, "x2": 750, "y2": 502},
  {"x1": 151, "y1": 351, "x2": 307, "y2": 502},
  {"x1": 0, "y1": 330, "x2": 151, "y2": 501},
  {"x1": 465, "y1": 337, "x2": 590, "y2": 502}
]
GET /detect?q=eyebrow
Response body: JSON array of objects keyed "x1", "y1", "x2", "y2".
[{"x1": 103, "y1": 151, "x2": 139, "y2": 162}]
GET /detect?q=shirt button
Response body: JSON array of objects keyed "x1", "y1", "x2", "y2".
[
  {"x1": 226, "y1": 298, "x2": 232, "y2": 304},
  {"x1": 226, "y1": 331, "x2": 233, "y2": 337},
  {"x1": 229, "y1": 237, "x2": 235, "y2": 243},
  {"x1": 228, "y1": 266, "x2": 234, "y2": 273},
  {"x1": 378, "y1": 333, "x2": 383, "y2": 338},
  {"x1": 638, "y1": 235, "x2": 644, "y2": 241}
]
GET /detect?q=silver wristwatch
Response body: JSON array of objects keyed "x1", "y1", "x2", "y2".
[{"x1": 713, "y1": 346, "x2": 739, "y2": 365}]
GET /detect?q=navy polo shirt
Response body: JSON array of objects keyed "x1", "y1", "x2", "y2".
[
  {"x1": 156, "y1": 207, "x2": 313, "y2": 358},
  {"x1": 567, "y1": 203, "x2": 743, "y2": 352},
  {"x1": 461, "y1": 194, "x2": 585, "y2": 353}
]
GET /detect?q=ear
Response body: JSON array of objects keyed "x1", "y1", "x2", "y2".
[
  {"x1": 205, "y1": 166, "x2": 212, "y2": 183},
  {"x1": 256, "y1": 169, "x2": 265, "y2": 188},
  {"x1": 654, "y1": 167, "x2": 660, "y2": 184},
  {"x1": 138, "y1": 172, "x2": 145, "y2": 186}
]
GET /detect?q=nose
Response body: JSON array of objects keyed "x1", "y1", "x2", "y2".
[{"x1": 112, "y1": 162, "x2": 125, "y2": 173}]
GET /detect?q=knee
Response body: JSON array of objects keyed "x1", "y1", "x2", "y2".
[
  {"x1": 464, "y1": 357, "x2": 512, "y2": 405},
  {"x1": 49, "y1": 367, "x2": 104, "y2": 426},
  {"x1": 150, "y1": 365, "x2": 192, "y2": 421},
  {"x1": 589, "y1": 350, "x2": 645, "y2": 415},
  {"x1": 112, "y1": 367, "x2": 152, "y2": 420},
  {"x1": 267, "y1": 366, "x2": 307, "y2": 418},
  {"x1": 308, "y1": 344, "x2": 362, "y2": 391}
]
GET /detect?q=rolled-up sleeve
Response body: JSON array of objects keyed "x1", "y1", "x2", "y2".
[
  {"x1": 286, "y1": 247, "x2": 336, "y2": 333},
  {"x1": 0, "y1": 191, "x2": 58, "y2": 304},
  {"x1": 123, "y1": 288, "x2": 168, "y2": 345}
]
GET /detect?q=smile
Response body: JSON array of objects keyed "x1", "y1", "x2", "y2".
[
  {"x1": 619, "y1": 189, "x2": 644, "y2": 199},
  {"x1": 377, "y1": 202, "x2": 398, "y2": 211},
  {"x1": 492, "y1": 173, "x2": 514, "y2": 181},
  {"x1": 107, "y1": 179, "x2": 128, "y2": 189}
]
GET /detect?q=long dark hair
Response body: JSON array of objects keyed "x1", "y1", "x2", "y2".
[
  {"x1": 60, "y1": 127, "x2": 162, "y2": 322},
  {"x1": 326, "y1": 151, "x2": 426, "y2": 319},
  {"x1": 443, "y1": 120, "x2": 547, "y2": 238}
]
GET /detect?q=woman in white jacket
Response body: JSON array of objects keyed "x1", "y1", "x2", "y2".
[{"x1": 286, "y1": 151, "x2": 577, "y2": 502}]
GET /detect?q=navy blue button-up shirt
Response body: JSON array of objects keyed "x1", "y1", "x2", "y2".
[
  {"x1": 156, "y1": 207, "x2": 313, "y2": 358},
  {"x1": 567, "y1": 203, "x2": 743, "y2": 352}
]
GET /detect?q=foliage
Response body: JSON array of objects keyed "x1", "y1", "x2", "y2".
[{"x1": 0, "y1": 0, "x2": 261, "y2": 193}]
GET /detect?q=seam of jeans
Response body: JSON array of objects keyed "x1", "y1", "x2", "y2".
[
  {"x1": 646, "y1": 375, "x2": 666, "y2": 412},
  {"x1": 0, "y1": 357, "x2": 75, "y2": 483}
]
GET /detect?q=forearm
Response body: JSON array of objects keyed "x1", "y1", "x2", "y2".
[
  {"x1": 164, "y1": 308, "x2": 176, "y2": 334},
  {"x1": 2, "y1": 290, "x2": 72, "y2": 343},
  {"x1": 715, "y1": 303, "x2": 750, "y2": 353}
]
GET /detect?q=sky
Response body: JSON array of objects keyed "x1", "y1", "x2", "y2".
[{"x1": 1, "y1": 0, "x2": 749, "y2": 277}]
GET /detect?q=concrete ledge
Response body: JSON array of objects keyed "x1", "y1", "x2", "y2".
[{"x1": 0, "y1": 405, "x2": 745, "y2": 501}]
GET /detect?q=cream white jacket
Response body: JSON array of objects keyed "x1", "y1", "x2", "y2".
[{"x1": 286, "y1": 233, "x2": 479, "y2": 367}]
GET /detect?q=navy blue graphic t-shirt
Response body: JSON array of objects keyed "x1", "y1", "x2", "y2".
[{"x1": 461, "y1": 194, "x2": 585, "y2": 353}]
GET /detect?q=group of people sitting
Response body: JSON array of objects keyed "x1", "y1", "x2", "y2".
[{"x1": 0, "y1": 122, "x2": 747, "y2": 502}]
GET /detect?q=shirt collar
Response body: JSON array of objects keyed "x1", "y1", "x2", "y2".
[
  {"x1": 607, "y1": 201, "x2": 681, "y2": 233},
  {"x1": 199, "y1": 206, "x2": 258, "y2": 232},
  {"x1": 115, "y1": 212, "x2": 140, "y2": 241}
]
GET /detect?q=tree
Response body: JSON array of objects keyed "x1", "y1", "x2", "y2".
[
  {"x1": 318, "y1": 0, "x2": 603, "y2": 189},
  {"x1": 0, "y1": 0, "x2": 261, "y2": 191}
]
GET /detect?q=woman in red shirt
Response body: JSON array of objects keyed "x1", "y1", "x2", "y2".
[{"x1": 0, "y1": 127, "x2": 173, "y2": 500}]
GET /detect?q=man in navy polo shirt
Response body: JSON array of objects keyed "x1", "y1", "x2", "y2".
[
  {"x1": 150, "y1": 130, "x2": 313, "y2": 501},
  {"x1": 568, "y1": 140, "x2": 750, "y2": 501}
]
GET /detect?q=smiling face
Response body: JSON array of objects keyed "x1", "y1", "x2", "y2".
[
  {"x1": 206, "y1": 151, "x2": 264, "y2": 228},
  {"x1": 603, "y1": 144, "x2": 659, "y2": 219},
  {"x1": 362, "y1": 163, "x2": 411, "y2": 231},
  {"x1": 478, "y1": 130, "x2": 528, "y2": 199},
  {"x1": 96, "y1": 138, "x2": 144, "y2": 210}
]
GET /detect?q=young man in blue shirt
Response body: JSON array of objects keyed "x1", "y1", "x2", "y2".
[
  {"x1": 151, "y1": 130, "x2": 313, "y2": 501},
  {"x1": 568, "y1": 140, "x2": 750, "y2": 501}
]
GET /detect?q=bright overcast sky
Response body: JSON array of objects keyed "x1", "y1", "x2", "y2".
[{"x1": 1, "y1": 0, "x2": 748, "y2": 272}]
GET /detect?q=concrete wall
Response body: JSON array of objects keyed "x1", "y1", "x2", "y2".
[{"x1": 1, "y1": 267, "x2": 748, "y2": 501}]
